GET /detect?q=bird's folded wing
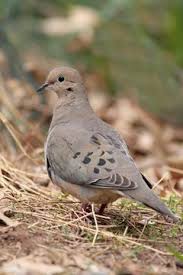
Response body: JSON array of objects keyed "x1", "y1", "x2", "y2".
[{"x1": 46, "y1": 131, "x2": 140, "y2": 191}]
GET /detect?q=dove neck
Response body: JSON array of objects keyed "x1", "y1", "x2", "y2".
[{"x1": 50, "y1": 85, "x2": 95, "y2": 128}]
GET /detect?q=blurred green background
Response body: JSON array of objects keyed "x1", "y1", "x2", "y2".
[{"x1": 1, "y1": 0, "x2": 183, "y2": 125}]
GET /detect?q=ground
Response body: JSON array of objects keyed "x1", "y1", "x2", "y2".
[{"x1": 0, "y1": 163, "x2": 182, "y2": 275}]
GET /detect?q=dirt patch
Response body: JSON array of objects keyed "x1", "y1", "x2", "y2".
[{"x1": 0, "y1": 186, "x2": 182, "y2": 274}]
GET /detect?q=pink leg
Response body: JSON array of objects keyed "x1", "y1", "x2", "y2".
[
  {"x1": 98, "y1": 203, "x2": 107, "y2": 215},
  {"x1": 81, "y1": 203, "x2": 92, "y2": 213}
]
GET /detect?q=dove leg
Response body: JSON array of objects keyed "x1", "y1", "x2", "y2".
[
  {"x1": 98, "y1": 203, "x2": 107, "y2": 215},
  {"x1": 81, "y1": 203, "x2": 92, "y2": 213}
]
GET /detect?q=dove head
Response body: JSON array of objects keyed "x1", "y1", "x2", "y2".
[{"x1": 36, "y1": 67, "x2": 83, "y2": 97}]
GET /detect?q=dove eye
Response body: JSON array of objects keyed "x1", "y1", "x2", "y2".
[{"x1": 58, "y1": 76, "x2": 65, "y2": 82}]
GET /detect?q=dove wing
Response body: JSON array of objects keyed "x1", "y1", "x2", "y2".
[{"x1": 46, "y1": 129, "x2": 141, "y2": 191}]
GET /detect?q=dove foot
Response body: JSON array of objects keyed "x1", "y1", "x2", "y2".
[
  {"x1": 98, "y1": 203, "x2": 107, "y2": 215},
  {"x1": 81, "y1": 203, "x2": 108, "y2": 215},
  {"x1": 81, "y1": 203, "x2": 92, "y2": 213}
]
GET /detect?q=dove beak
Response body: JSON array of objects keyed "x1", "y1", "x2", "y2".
[{"x1": 36, "y1": 83, "x2": 49, "y2": 93}]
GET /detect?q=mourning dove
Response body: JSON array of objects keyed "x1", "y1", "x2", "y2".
[{"x1": 37, "y1": 67, "x2": 179, "y2": 222}]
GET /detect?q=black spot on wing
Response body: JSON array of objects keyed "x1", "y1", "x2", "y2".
[
  {"x1": 107, "y1": 158, "x2": 115, "y2": 163},
  {"x1": 115, "y1": 173, "x2": 122, "y2": 185},
  {"x1": 98, "y1": 158, "x2": 106, "y2": 166},
  {"x1": 82, "y1": 156, "x2": 91, "y2": 164},
  {"x1": 91, "y1": 135, "x2": 100, "y2": 145},
  {"x1": 122, "y1": 176, "x2": 129, "y2": 187},
  {"x1": 100, "y1": 151, "x2": 105, "y2": 156},
  {"x1": 115, "y1": 144, "x2": 121, "y2": 149},
  {"x1": 94, "y1": 167, "x2": 100, "y2": 174},
  {"x1": 120, "y1": 177, "x2": 137, "y2": 189},
  {"x1": 130, "y1": 181, "x2": 136, "y2": 189},
  {"x1": 110, "y1": 174, "x2": 115, "y2": 183},
  {"x1": 87, "y1": 152, "x2": 93, "y2": 157},
  {"x1": 107, "y1": 135, "x2": 121, "y2": 148},
  {"x1": 107, "y1": 151, "x2": 113, "y2": 155},
  {"x1": 105, "y1": 168, "x2": 112, "y2": 172},
  {"x1": 73, "y1": 152, "x2": 81, "y2": 159}
]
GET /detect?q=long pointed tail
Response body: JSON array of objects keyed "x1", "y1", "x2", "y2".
[
  {"x1": 141, "y1": 191, "x2": 179, "y2": 222},
  {"x1": 123, "y1": 187, "x2": 179, "y2": 222}
]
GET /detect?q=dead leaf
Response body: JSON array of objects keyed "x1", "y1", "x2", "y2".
[
  {"x1": 1, "y1": 258, "x2": 64, "y2": 275},
  {"x1": 0, "y1": 211, "x2": 19, "y2": 227}
]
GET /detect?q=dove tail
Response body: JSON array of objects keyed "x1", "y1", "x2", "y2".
[
  {"x1": 141, "y1": 192, "x2": 179, "y2": 222},
  {"x1": 122, "y1": 187, "x2": 179, "y2": 222},
  {"x1": 140, "y1": 175, "x2": 179, "y2": 222}
]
